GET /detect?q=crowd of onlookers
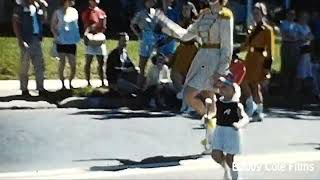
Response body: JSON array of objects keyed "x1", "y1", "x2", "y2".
[
  {"x1": 11, "y1": 0, "x2": 320, "y2": 113},
  {"x1": 279, "y1": 9, "x2": 320, "y2": 99}
]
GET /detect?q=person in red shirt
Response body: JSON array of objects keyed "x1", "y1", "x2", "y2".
[{"x1": 81, "y1": 0, "x2": 107, "y2": 87}]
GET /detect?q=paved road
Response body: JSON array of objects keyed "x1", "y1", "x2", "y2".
[{"x1": 0, "y1": 108, "x2": 319, "y2": 175}]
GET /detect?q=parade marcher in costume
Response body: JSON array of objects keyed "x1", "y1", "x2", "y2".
[
  {"x1": 130, "y1": 0, "x2": 158, "y2": 88},
  {"x1": 168, "y1": 0, "x2": 198, "y2": 112},
  {"x1": 51, "y1": 0, "x2": 80, "y2": 89},
  {"x1": 211, "y1": 76, "x2": 249, "y2": 180},
  {"x1": 237, "y1": 2, "x2": 274, "y2": 121},
  {"x1": 82, "y1": 0, "x2": 107, "y2": 87},
  {"x1": 162, "y1": 0, "x2": 234, "y2": 121}
]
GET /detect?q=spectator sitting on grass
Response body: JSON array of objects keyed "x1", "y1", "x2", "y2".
[
  {"x1": 144, "y1": 53, "x2": 173, "y2": 109},
  {"x1": 106, "y1": 32, "x2": 140, "y2": 96}
]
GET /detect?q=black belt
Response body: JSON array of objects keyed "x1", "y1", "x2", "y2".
[{"x1": 181, "y1": 41, "x2": 195, "y2": 46}]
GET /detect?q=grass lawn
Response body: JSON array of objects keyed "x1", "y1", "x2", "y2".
[
  {"x1": 0, "y1": 37, "x2": 281, "y2": 80},
  {"x1": 0, "y1": 37, "x2": 140, "y2": 80}
]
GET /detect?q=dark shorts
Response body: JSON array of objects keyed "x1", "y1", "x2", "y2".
[{"x1": 57, "y1": 44, "x2": 77, "y2": 55}]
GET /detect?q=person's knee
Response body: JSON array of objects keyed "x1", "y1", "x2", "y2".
[
  {"x1": 184, "y1": 88, "x2": 197, "y2": 104},
  {"x1": 211, "y1": 151, "x2": 224, "y2": 164},
  {"x1": 32, "y1": 57, "x2": 44, "y2": 72}
]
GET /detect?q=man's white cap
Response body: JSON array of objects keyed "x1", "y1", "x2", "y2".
[{"x1": 16, "y1": 0, "x2": 22, "y2": 5}]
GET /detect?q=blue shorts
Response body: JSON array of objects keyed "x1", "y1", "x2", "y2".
[
  {"x1": 159, "y1": 40, "x2": 176, "y2": 56},
  {"x1": 212, "y1": 125, "x2": 241, "y2": 155},
  {"x1": 139, "y1": 31, "x2": 156, "y2": 58}
]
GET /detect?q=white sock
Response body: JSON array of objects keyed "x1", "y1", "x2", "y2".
[
  {"x1": 245, "y1": 96, "x2": 257, "y2": 117},
  {"x1": 256, "y1": 103, "x2": 263, "y2": 114}
]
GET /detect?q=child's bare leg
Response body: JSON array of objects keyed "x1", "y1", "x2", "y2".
[
  {"x1": 226, "y1": 154, "x2": 238, "y2": 180},
  {"x1": 211, "y1": 150, "x2": 226, "y2": 167},
  {"x1": 212, "y1": 150, "x2": 231, "y2": 179}
]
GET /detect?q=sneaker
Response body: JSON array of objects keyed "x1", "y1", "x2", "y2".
[
  {"x1": 148, "y1": 98, "x2": 157, "y2": 109},
  {"x1": 231, "y1": 168, "x2": 239, "y2": 180},
  {"x1": 251, "y1": 111, "x2": 263, "y2": 122},
  {"x1": 224, "y1": 168, "x2": 232, "y2": 180},
  {"x1": 38, "y1": 90, "x2": 49, "y2": 97},
  {"x1": 245, "y1": 98, "x2": 257, "y2": 117},
  {"x1": 21, "y1": 90, "x2": 31, "y2": 97}
]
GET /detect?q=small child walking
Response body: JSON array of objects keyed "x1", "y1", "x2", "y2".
[{"x1": 211, "y1": 76, "x2": 249, "y2": 180}]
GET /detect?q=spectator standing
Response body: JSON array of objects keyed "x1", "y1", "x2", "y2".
[
  {"x1": 157, "y1": 0, "x2": 179, "y2": 59},
  {"x1": 311, "y1": 11, "x2": 320, "y2": 60},
  {"x1": 82, "y1": 0, "x2": 107, "y2": 87},
  {"x1": 279, "y1": 9, "x2": 299, "y2": 93},
  {"x1": 106, "y1": 32, "x2": 139, "y2": 95},
  {"x1": 237, "y1": 2, "x2": 275, "y2": 121},
  {"x1": 130, "y1": 0, "x2": 158, "y2": 88},
  {"x1": 51, "y1": 0, "x2": 80, "y2": 89},
  {"x1": 296, "y1": 12, "x2": 314, "y2": 93},
  {"x1": 12, "y1": 0, "x2": 48, "y2": 96}
]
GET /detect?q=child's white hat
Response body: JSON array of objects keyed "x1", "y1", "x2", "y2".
[{"x1": 218, "y1": 77, "x2": 241, "y2": 102}]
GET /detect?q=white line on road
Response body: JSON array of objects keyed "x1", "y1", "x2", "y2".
[{"x1": 0, "y1": 151, "x2": 319, "y2": 179}]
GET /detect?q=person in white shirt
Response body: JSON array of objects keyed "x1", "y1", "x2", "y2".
[{"x1": 144, "y1": 53, "x2": 172, "y2": 108}]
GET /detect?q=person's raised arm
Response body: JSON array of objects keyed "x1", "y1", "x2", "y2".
[
  {"x1": 160, "y1": 9, "x2": 204, "y2": 42},
  {"x1": 216, "y1": 9, "x2": 234, "y2": 76}
]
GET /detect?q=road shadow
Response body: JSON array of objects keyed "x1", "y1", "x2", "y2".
[
  {"x1": 0, "y1": 89, "x2": 73, "y2": 104},
  {"x1": 73, "y1": 154, "x2": 202, "y2": 172},
  {"x1": 288, "y1": 143, "x2": 320, "y2": 151},
  {"x1": 265, "y1": 108, "x2": 320, "y2": 120},
  {"x1": 71, "y1": 109, "x2": 178, "y2": 120}
]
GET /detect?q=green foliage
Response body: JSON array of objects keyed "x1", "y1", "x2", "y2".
[{"x1": 0, "y1": 37, "x2": 140, "y2": 80}]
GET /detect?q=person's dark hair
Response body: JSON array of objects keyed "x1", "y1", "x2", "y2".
[
  {"x1": 59, "y1": 0, "x2": 75, "y2": 6},
  {"x1": 254, "y1": 2, "x2": 268, "y2": 16},
  {"x1": 151, "y1": 53, "x2": 166, "y2": 65},
  {"x1": 59, "y1": 0, "x2": 67, "y2": 6}
]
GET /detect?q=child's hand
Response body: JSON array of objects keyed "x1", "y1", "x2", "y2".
[{"x1": 232, "y1": 122, "x2": 241, "y2": 130}]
